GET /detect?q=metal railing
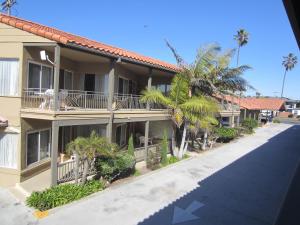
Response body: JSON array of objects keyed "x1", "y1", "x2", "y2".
[
  {"x1": 220, "y1": 103, "x2": 240, "y2": 111},
  {"x1": 113, "y1": 94, "x2": 166, "y2": 110},
  {"x1": 22, "y1": 88, "x2": 108, "y2": 111},
  {"x1": 57, "y1": 159, "x2": 96, "y2": 184}
]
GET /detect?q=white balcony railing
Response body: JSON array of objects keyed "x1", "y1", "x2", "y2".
[
  {"x1": 22, "y1": 89, "x2": 166, "y2": 111},
  {"x1": 113, "y1": 94, "x2": 166, "y2": 110},
  {"x1": 22, "y1": 88, "x2": 108, "y2": 110}
]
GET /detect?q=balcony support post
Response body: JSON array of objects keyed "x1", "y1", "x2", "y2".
[
  {"x1": 53, "y1": 45, "x2": 61, "y2": 111},
  {"x1": 144, "y1": 120, "x2": 150, "y2": 163},
  {"x1": 146, "y1": 68, "x2": 152, "y2": 110},
  {"x1": 51, "y1": 120, "x2": 59, "y2": 186},
  {"x1": 107, "y1": 59, "x2": 116, "y2": 143}
]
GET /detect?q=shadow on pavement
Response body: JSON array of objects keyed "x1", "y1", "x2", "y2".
[{"x1": 138, "y1": 125, "x2": 300, "y2": 225}]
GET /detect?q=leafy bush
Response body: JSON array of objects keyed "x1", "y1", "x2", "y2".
[
  {"x1": 95, "y1": 152, "x2": 136, "y2": 182},
  {"x1": 127, "y1": 135, "x2": 135, "y2": 156},
  {"x1": 160, "y1": 130, "x2": 168, "y2": 166},
  {"x1": 214, "y1": 127, "x2": 238, "y2": 143},
  {"x1": 273, "y1": 119, "x2": 281, "y2": 123},
  {"x1": 26, "y1": 180, "x2": 104, "y2": 211},
  {"x1": 168, "y1": 156, "x2": 179, "y2": 164},
  {"x1": 288, "y1": 114, "x2": 294, "y2": 118},
  {"x1": 241, "y1": 118, "x2": 258, "y2": 133}
]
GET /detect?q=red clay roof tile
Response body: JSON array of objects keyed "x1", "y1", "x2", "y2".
[{"x1": 0, "y1": 14, "x2": 179, "y2": 72}]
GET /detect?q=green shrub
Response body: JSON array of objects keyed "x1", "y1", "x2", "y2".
[
  {"x1": 95, "y1": 152, "x2": 136, "y2": 182},
  {"x1": 273, "y1": 119, "x2": 281, "y2": 123},
  {"x1": 26, "y1": 180, "x2": 104, "y2": 211},
  {"x1": 160, "y1": 130, "x2": 168, "y2": 166},
  {"x1": 168, "y1": 156, "x2": 179, "y2": 164},
  {"x1": 241, "y1": 118, "x2": 258, "y2": 133},
  {"x1": 133, "y1": 169, "x2": 141, "y2": 177},
  {"x1": 127, "y1": 135, "x2": 135, "y2": 156},
  {"x1": 214, "y1": 127, "x2": 238, "y2": 143}
]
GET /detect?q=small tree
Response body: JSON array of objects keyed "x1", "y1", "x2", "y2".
[
  {"x1": 67, "y1": 131, "x2": 117, "y2": 184},
  {"x1": 160, "y1": 129, "x2": 168, "y2": 166},
  {"x1": 128, "y1": 134, "x2": 134, "y2": 156}
]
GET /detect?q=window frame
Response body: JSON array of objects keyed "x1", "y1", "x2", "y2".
[
  {"x1": 27, "y1": 60, "x2": 53, "y2": 92},
  {"x1": 26, "y1": 128, "x2": 51, "y2": 167}
]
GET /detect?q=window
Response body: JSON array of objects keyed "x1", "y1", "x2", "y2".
[
  {"x1": 26, "y1": 129, "x2": 51, "y2": 166},
  {"x1": 28, "y1": 62, "x2": 53, "y2": 92},
  {"x1": 155, "y1": 84, "x2": 171, "y2": 95},
  {"x1": 116, "y1": 124, "x2": 127, "y2": 147},
  {"x1": 59, "y1": 69, "x2": 73, "y2": 90},
  {"x1": 0, "y1": 133, "x2": 18, "y2": 169},
  {"x1": 118, "y1": 77, "x2": 129, "y2": 95},
  {"x1": 0, "y1": 59, "x2": 19, "y2": 96},
  {"x1": 84, "y1": 74, "x2": 95, "y2": 93}
]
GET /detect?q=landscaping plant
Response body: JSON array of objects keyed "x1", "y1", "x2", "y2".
[
  {"x1": 26, "y1": 180, "x2": 105, "y2": 211},
  {"x1": 241, "y1": 118, "x2": 258, "y2": 133},
  {"x1": 214, "y1": 127, "x2": 238, "y2": 143},
  {"x1": 95, "y1": 152, "x2": 136, "y2": 182},
  {"x1": 128, "y1": 134, "x2": 135, "y2": 156},
  {"x1": 160, "y1": 129, "x2": 168, "y2": 166},
  {"x1": 66, "y1": 131, "x2": 118, "y2": 184}
]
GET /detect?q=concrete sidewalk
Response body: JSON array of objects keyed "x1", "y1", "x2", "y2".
[{"x1": 36, "y1": 123, "x2": 300, "y2": 225}]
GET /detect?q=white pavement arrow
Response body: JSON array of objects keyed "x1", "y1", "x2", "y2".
[{"x1": 172, "y1": 200, "x2": 204, "y2": 224}]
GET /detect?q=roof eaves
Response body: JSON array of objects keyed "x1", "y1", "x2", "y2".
[{"x1": 66, "y1": 42, "x2": 179, "y2": 73}]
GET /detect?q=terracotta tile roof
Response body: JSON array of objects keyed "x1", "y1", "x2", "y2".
[
  {"x1": 0, "y1": 14, "x2": 179, "y2": 72},
  {"x1": 220, "y1": 96, "x2": 286, "y2": 110}
]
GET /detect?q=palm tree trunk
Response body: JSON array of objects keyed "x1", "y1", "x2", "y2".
[
  {"x1": 281, "y1": 69, "x2": 287, "y2": 98},
  {"x1": 81, "y1": 158, "x2": 89, "y2": 184},
  {"x1": 171, "y1": 124, "x2": 177, "y2": 156},
  {"x1": 236, "y1": 45, "x2": 240, "y2": 67},
  {"x1": 178, "y1": 124, "x2": 187, "y2": 159},
  {"x1": 74, "y1": 152, "x2": 79, "y2": 184},
  {"x1": 202, "y1": 130, "x2": 208, "y2": 150}
]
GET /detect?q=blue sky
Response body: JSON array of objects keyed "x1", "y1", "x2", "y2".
[{"x1": 9, "y1": 0, "x2": 300, "y2": 99}]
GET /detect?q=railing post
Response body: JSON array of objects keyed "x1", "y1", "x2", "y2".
[
  {"x1": 146, "y1": 68, "x2": 152, "y2": 110},
  {"x1": 84, "y1": 91, "x2": 87, "y2": 109},
  {"x1": 144, "y1": 120, "x2": 150, "y2": 163}
]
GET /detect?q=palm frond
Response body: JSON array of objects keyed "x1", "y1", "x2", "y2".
[{"x1": 140, "y1": 88, "x2": 174, "y2": 108}]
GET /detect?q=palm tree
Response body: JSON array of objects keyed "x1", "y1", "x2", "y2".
[
  {"x1": 164, "y1": 42, "x2": 252, "y2": 149},
  {"x1": 281, "y1": 53, "x2": 297, "y2": 98},
  {"x1": 67, "y1": 131, "x2": 117, "y2": 184},
  {"x1": 141, "y1": 74, "x2": 218, "y2": 159},
  {"x1": 234, "y1": 29, "x2": 249, "y2": 66}
]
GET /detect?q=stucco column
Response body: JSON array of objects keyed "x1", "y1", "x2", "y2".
[
  {"x1": 107, "y1": 59, "x2": 116, "y2": 143},
  {"x1": 244, "y1": 108, "x2": 247, "y2": 120},
  {"x1": 53, "y1": 45, "x2": 60, "y2": 111},
  {"x1": 144, "y1": 120, "x2": 150, "y2": 162},
  {"x1": 51, "y1": 120, "x2": 59, "y2": 186},
  {"x1": 146, "y1": 68, "x2": 152, "y2": 110}
]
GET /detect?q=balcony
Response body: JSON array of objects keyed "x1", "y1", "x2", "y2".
[
  {"x1": 22, "y1": 89, "x2": 165, "y2": 112},
  {"x1": 22, "y1": 88, "x2": 108, "y2": 111}
]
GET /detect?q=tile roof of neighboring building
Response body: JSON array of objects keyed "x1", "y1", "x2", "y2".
[
  {"x1": 0, "y1": 14, "x2": 179, "y2": 72},
  {"x1": 223, "y1": 96, "x2": 286, "y2": 110},
  {"x1": 235, "y1": 97, "x2": 285, "y2": 110}
]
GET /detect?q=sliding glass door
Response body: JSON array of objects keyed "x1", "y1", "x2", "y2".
[{"x1": 27, "y1": 129, "x2": 51, "y2": 166}]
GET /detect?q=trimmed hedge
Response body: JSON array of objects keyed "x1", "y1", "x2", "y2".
[
  {"x1": 241, "y1": 118, "x2": 258, "y2": 133},
  {"x1": 95, "y1": 152, "x2": 136, "y2": 182},
  {"x1": 26, "y1": 180, "x2": 105, "y2": 211},
  {"x1": 214, "y1": 127, "x2": 238, "y2": 143}
]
